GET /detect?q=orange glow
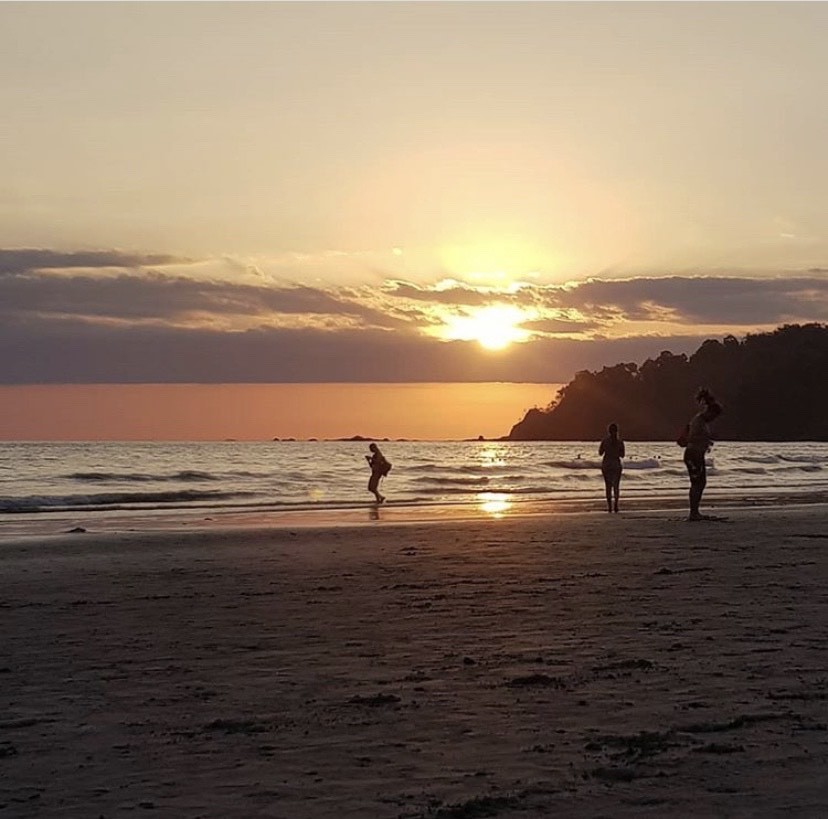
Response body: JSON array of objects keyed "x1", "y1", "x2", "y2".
[{"x1": 0, "y1": 383, "x2": 562, "y2": 441}]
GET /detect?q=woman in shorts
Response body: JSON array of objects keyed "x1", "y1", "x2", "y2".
[{"x1": 599, "y1": 423, "x2": 625, "y2": 513}]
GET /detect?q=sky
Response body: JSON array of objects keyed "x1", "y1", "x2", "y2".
[
  {"x1": 1, "y1": 2, "x2": 826, "y2": 438},
  {"x1": 0, "y1": 382, "x2": 562, "y2": 441}
]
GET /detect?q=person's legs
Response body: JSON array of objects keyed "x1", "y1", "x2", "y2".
[
  {"x1": 612, "y1": 473, "x2": 621, "y2": 512},
  {"x1": 684, "y1": 451, "x2": 707, "y2": 519},
  {"x1": 694, "y1": 463, "x2": 707, "y2": 515},
  {"x1": 689, "y1": 480, "x2": 704, "y2": 518},
  {"x1": 602, "y1": 471, "x2": 613, "y2": 512},
  {"x1": 368, "y1": 473, "x2": 383, "y2": 503}
]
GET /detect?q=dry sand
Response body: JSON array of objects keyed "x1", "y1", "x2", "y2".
[{"x1": 2, "y1": 506, "x2": 827, "y2": 818}]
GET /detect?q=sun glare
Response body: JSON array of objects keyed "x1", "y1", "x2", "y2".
[
  {"x1": 478, "y1": 492, "x2": 512, "y2": 518},
  {"x1": 439, "y1": 237, "x2": 547, "y2": 284},
  {"x1": 442, "y1": 305, "x2": 530, "y2": 350}
]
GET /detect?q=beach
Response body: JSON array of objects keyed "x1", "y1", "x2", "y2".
[{"x1": 2, "y1": 506, "x2": 827, "y2": 818}]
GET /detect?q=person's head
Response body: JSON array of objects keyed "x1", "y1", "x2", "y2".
[
  {"x1": 695, "y1": 388, "x2": 722, "y2": 420},
  {"x1": 696, "y1": 387, "x2": 714, "y2": 406},
  {"x1": 608, "y1": 423, "x2": 619, "y2": 438},
  {"x1": 368, "y1": 443, "x2": 378, "y2": 453}
]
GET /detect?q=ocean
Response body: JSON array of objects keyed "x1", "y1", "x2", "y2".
[{"x1": 2, "y1": 440, "x2": 827, "y2": 534}]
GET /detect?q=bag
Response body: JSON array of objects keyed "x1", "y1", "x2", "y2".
[
  {"x1": 380, "y1": 460, "x2": 392, "y2": 477},
  {"x1": 676, "y1": 425, "x2": 689, "y2": 448}
]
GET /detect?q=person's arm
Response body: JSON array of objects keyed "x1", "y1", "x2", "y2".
[
  {"x1": 599, "y1": 439, "x2": 606, "y2": 456},
  {"x1": 620, "y1": 441, "x2": 626, "y2": 458}
]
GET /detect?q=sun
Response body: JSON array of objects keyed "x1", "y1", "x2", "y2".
[{"x1": 441, "y1": 305, "x2": 530, "y2": 350}]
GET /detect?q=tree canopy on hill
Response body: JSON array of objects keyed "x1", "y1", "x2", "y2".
[{"x1": 507, "y1": 324, "x2": 828, "y2": 441}]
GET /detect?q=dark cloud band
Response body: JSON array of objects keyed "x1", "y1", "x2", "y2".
[
  {"x1": 0, "y1": 314, "x2": 707, "y2": 384},
  {"x1": 0, "y1": 248, "x2": 191, "y2": 276}
]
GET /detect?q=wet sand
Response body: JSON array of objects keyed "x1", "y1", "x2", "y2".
[{"x1": 2, "y1": 507, "x2": 827, "y2": 817}]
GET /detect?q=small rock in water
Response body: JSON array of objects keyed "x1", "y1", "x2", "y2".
[{"x1": 67, "y1": 526, "x2": 87, "y2": 534}]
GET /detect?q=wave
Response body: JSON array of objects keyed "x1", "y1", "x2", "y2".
[
  {"x1": 543, "y1": 459, "x2": 601, "y2": 470},
  {"x1": 424, "y1": 485, "x2": 565, "y2": 497},
  {"x1": 407, "y1": 463, "x2": 509, "y2": 475},
  {"x1": 67, "y1": 470, "x2": 220, "y2": 483},
  {"x1": 724, "y1": 455, "x2": 826, "y2": 467},
  {"x1": 541, "y1": 457, "x2": 662, "y2": 471},
  {"x1": 624, "y1": 458, "x2": 661, "y2": 470},
  {"x1": 227, "y1": 469, "x2": 276, "y2": 478},
  {"x1": 415, "y1": 476, "x2": 493, "y2": 486},
  {"x1": 0, "y1": 489, "x2": 256, "y2": 513},
  {"x1": 726, "y1": 463, "x2": 822, "y2": 474}
]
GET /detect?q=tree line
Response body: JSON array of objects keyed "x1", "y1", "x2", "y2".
[{"x1": 507, "y1": 323, "x2": 828, "y2": 441}]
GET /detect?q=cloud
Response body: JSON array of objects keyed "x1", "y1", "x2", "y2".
[
  {"x1": 522, "y1": 317, "x2": 600, "y2": 334},
  {"x1": 384, "y1": 280, "x2": 493, "y2": 306},
  {"x1": 0, "y1": 270, "x2": 406, "y2": 329},
  {"x1": 548, "y1": 275, "x2": 828, "y2": 325},
  {"x1": 381, "y1": 274, "x2": 828, "y2": 329},
  {"x1": 2, "y1": 245, "x2": 826, "y2": 384},
  {"x1": 0, "y1": 248, "x2": 191, "y2": 276},
  {"x1": 7, "y1": 247, "x2": 825, "y2": 332}
]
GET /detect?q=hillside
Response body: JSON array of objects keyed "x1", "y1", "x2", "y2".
[{"x1": 507, "y1": 324, "x2": 828, "y2": 441}]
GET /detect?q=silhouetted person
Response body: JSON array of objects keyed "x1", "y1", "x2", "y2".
[
  {"x1": 599, "y1": 422, "x2": 625, "y2": 513},
  {"x1": 681, "y1": 388, "x2": 723, "y2": 521},
  {"x1": 365, "y1": 442, "x2": 391, "y2": 504}
]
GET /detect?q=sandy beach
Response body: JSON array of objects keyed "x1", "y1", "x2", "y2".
[{"x1": 2, "y1": 506, "x2": 827, "y2": 818}]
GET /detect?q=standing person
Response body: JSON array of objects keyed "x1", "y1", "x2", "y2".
[
  {"x1": 680, "y1": 388, "x2": 723, "y2": 521},
  {"x1": 599, "y1": 423, "x2": 625, "y2": 513},
  {"x1": 365, "y1": 442, "x2": 391, "y2": 504}
]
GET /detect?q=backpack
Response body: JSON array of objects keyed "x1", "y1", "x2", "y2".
[
  {"x1": 380, "y1": 460, "x2": 392, "y2": 477},
  {"x1": 676, "y1": 424, "x2": 689, "y2": 447}
]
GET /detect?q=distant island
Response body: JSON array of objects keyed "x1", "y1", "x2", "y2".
[
  {"x1": 507, "y1": 323, "x2": 828, "y2": 441},
  {"x1": 271, "y1": 435, "x2": 407, "y2": 443}
]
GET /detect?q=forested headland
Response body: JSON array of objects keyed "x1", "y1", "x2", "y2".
[{"x1": 507, "y1": 324, "x2": 828, "y2": 441}]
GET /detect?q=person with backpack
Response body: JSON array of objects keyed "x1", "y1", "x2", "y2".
[
  {"x1": 599, "y1": 422, "x2": 625, "y2": 513},
  {"x1": 365, "y1": 442, "x2": 391, "y2": 504},
  {"x1": 679, "y1": 388, "x2": 723, "y2": 521}
]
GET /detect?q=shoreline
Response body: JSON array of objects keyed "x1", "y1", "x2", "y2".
[{"x1": 2, "y1": 488, "x2": 827, "y2": 544}]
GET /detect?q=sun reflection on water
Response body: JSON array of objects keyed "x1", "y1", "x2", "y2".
[
  {"x1": 478, "y1": 492, "x2": 511, "y2": 518},
  {"x1": 479, "y1": 444, "x2": 507, "y2": 468}
]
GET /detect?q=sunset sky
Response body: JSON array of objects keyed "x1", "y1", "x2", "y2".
[{"x1": 1, "y1": 2, "x2": 826, "y2": 439}]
